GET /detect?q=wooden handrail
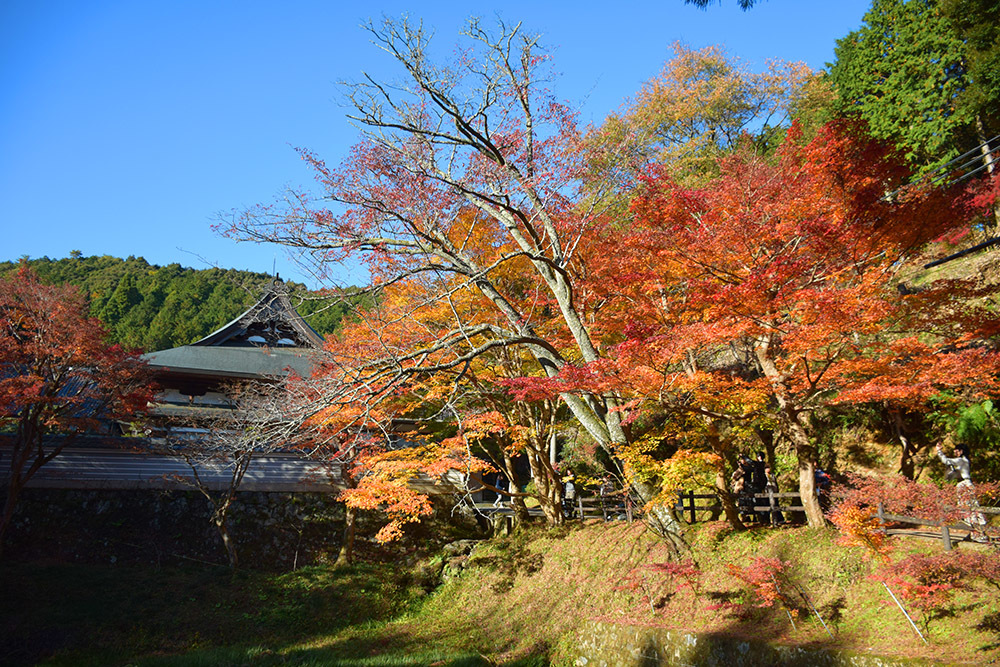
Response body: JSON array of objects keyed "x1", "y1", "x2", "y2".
[{"x1": 876, "y1": 502, "x2": 998, "y2": 551}]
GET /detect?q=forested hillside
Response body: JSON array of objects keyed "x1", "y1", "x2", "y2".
[{"x1": 0, "y1": 255, "x2": 354, "y2": 352}]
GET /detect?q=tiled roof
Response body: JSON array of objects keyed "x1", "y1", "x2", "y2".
[
  {"x1": 143, "y1": 345, "x2": 315, "y2": 379},
  {"x1": 142, "y1": 280, "x2": 325, "y2": 380}
]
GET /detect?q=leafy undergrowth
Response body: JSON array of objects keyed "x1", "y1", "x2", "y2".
[{"x1": 3, "y1": 522, "x2": 1000, "y2": 665}]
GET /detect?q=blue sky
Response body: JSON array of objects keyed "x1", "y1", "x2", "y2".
[{"x1": 1, "y1": 0, "x2": 872, "y2": 288}]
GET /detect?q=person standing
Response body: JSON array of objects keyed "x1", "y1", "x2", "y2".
[
  {"x1": 493, "y1": 474, "x2": 508, "y2": 508},
  {"x1": 735, "y1": 455, "x2": 755, "y2": 523},
  {"x1": 752, "y1": 452, "x2": 769, "y2": 524},
  {"x1": 936, "y1": 443, "x2": 988, "y2": 542},
  {"x1": 814, "y1": 467, "x2": 832, "y2": 513},
  {"x1": 563, "y1": 473, "x2": 577, "y2": 519},
  {"x1": 763, "y1": 466, "x2": 784, "y2": 526}
]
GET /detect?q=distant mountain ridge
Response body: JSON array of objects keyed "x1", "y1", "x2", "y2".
[{"x1": 0, "y1": 255, "x2": 352, "y2": 353}]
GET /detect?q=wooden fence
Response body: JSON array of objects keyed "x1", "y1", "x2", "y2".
[
  {"x1": 476, "y1": 489, "x2": 805, "y2": 528},
  {"x1": 478, "y1": 488, "x2": 1000, "y2": 550},
  {"x1": 471, "y1": 492, "x2": 641, "y2": 530},
  {"x1": 876, "y1": 503, "x2": 1000, "y2": 551},
  {"x1": 673, "y1": 489, "x2": 808, "y2": 524}
]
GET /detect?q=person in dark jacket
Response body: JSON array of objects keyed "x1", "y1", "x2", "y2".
[
  {"x1": 814, "y1": 467, "x2": 832, "y2": 512},
  {"x1": 763, "y1": 466, "x2": 784, "y2": 526},
  {"x1": 493, "y1": 474, "x2": 508, "y2": 508},
  {"x1": 751, "y1": 452, "x2": 768, "y2": 523},
  {"x1": 736, "y1": 455, "x2": 756, "y2": 523}
]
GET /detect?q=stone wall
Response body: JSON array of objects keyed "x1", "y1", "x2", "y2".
[
  {"x1": 5, "y1": 488, "x2": 346, "y2": 569},
  {"x1": 569, "y1": 620, "x2": 921, "y2": 667}
]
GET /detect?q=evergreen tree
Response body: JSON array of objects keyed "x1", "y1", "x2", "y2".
[
  {"x1": 0, "y1": 255, "x2": 356, "y2": 351},
  {"x1": 100, "y1": 273, "x2": 142, "y2": 335},
  {"x1": 942, "y1": 0, "x2": 1000, "y2": 135},
  {"x1": 829, "y1": 0, "x2": 973, "y2": 170}
]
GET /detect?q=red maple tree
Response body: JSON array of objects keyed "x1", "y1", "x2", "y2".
[
  {"x1": 580, "y1": 120, "x2": 1000, "y2": 527},
  {"x1": 0, "y1": 267, "x2": 150, "y2": 548}
]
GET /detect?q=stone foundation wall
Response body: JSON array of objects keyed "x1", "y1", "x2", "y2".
[
  {"x1": 569, "y1": 620, "x2": 920, "y2": 667},
  {"x1": 5, "y1": 488, "x2": 346, "y2": 569}
]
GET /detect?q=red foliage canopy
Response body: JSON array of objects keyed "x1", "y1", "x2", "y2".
[{"x1": 1, "y1": 267, "x2": 150, "y2": 542}]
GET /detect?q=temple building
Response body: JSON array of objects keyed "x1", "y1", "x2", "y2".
[{"x1": 143, "y1": 280, "x2": 324, "y2": 425}]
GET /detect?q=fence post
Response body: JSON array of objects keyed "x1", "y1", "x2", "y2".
[
  {"x1": 877, "y1": 502, "x2": 886, "y2": 534},
  {"x1": 768, "y1": 488, "x2": 777, "y2": 526},
  {"x1": 577, "y1": 495, "x2": 584, "y2": 521},
  {"x1": 941, "y1": 524, "x2": 952, "y2": 551},
  {"x1": 688, "y1": 489, "x2": 696, "y2": 524}
]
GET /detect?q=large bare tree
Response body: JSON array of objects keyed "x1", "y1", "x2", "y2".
[{"x1": 223, "y1": 18, "x2": 682, "y2": 541}]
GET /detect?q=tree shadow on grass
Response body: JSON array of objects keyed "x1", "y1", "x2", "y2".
[
  {"x1": 133, "y1": 630, "x2": 496, "y2": 667},
  {"x1": 976, "y1": 610, "x2": 1000, "y2": 652},
  {"x1": 819, "y1": 596, "x2": 846, "y2": 629},
  {"x1": 466, "y1": 539, "x2": 545, "y2": 594},
  {"x1": 278, "y1": 628, "x2": 495, "y2": 667},
  {"x1": 0, "y1": 562, "x2": 426, "y2": 666}
]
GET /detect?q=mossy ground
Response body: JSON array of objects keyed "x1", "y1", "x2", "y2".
[{"x1": 2, "y1": 521, "x2": 998, "y2": 665}]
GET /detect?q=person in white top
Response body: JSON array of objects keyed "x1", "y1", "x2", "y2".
[{"x1": 936, "y1": 443, "x2": 988, "y2": 542}]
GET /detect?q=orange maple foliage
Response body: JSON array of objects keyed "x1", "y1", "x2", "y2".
[
  {"x1": 222, "y1": 20, "x2": 701, "y2": 541},
  {"x1": 305, "y1": 258, "x2": 572, "y2": 538},
  {"x1": 827, "y1": 501, "x2": 892, "y2": 562}
]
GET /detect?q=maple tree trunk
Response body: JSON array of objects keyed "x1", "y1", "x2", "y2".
[
  {"x1": 534, "y1": 489, "x2": 564, "y2": 526},
  {"x1": 0, "y1": 480, "x2": 23, "y2": 557},
  {"x1": 715, "y1": 470, "x2": 745, "y2": 531},
  {"x1": 754, "y1": 337, "x2": 825, "y2": 527},
  {"x1": 703, "y1": 419, "x2": 744, "y2": 530},
  {"x1": 631, "y1": 477, "x2": 686, "y2": 551},
  {"x1": 899, "y1": 451, "x2": 916, "y2": 482},
  {"x1": 214, "y1": 515, "x2": 238, "y2": 570},
  {"x1": 524, "y1": 447, "x2": 563, "y2": 526},
  {"x1": 337, "y1": 505, "x2": 357, "y2": 566},
  {"x1": 975, "y1": 114, "x2": 1000, "y2": 235},
  {"x1": 888, "y1": 409, "x2": 924, "y2": 480},
  {"x1": 598, "y1": 395, "x2": 684, "y2": 540},
  {"x1": 536, "y1": 492, "x2": 563, "y2": 526},
  {"x1": 336, "y1": 471, "x2": 359, "y2": 565},
  {"x1": 0, "y1": 424, "x2": 55, "y2": 556},
  {"x1": 784, "y1": 417, "x2": 826, "y2": 528},
  {"x1": 0, "y1": 450, "x2": 28, "y2": 554},
  {"x1": 511, "y1": 498, "x2": 533, "y2": 526}
]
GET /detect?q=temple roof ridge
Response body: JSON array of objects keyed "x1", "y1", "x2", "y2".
[{"x1": 193, "y1": 278, "x2": 325, "y2": 349}]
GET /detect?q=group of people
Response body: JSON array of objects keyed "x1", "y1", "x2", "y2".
[
  {"x1": 727, "y1": 443, "x2": 988, "y2": 540},
  {"x1": 488, "y1": 471, "x2": 586, "y2": 518},
  {"x1": 491, "y1": 471, "x2": 619, "y2": 520},
  {"x1": 730, "y1": 452, "x2": 781, "y2": 525}
]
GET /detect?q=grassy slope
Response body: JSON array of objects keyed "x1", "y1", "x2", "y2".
[
  {"x1": 404, "y1": 521, "x2": 1000, "y2": 664},
  {"x1": 3, "y1": 522, "x2": 999, "y2": 665}
]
